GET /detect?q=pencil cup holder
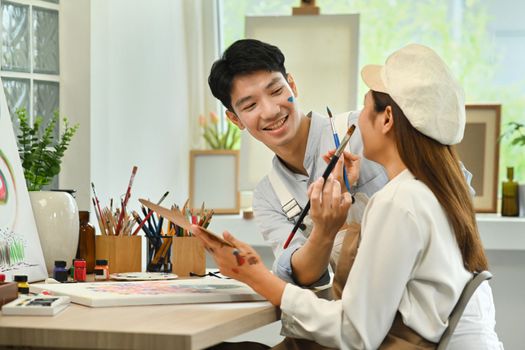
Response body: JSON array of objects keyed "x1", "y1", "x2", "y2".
[
  {"x1": 95, "y1": 236, "x2": 142, "y2": 274},
  {"x1": 171, "y1": 237, "x2": 205, "y2": 277},
  {"x1": 0, "y1": 282, "x2": 18, "y2": 306},
  {"x1": 146, "y1": 236, "x2": 173, "y2": 272}
]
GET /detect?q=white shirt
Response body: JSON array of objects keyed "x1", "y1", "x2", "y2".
[{"x1": 280, "y1": 169, "x2": 500, "y2": 349}]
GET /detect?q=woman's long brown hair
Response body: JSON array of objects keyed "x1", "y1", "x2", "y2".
[{"x1": 371, "y1": 91, "x2": 488, "y2": 272}]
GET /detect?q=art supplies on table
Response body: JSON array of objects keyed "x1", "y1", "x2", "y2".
[
  {"x1": 0, "y1": 101, "x2": 48, "y2": 283},
  {"x1": 139, "y1": 199, "x2": 231, "y2": 247},
  {"x1": 90, "y1": 166, "x2": 140, "y2": 236},
  {"x1": 1, "y1": 295, "x2": 70, "y2": 316},
  {"x1": 94, "y1": 259, "x2": 110, "y2": 281},
  {"x1": 131, "y1": 191, "x2": 169, "y2": 236},
  {"x1": 0, "y1": 281, "x2": 18, "y2": 307},
  {"x1": 109, "y1": 272, "x2": 178, "y2": 281},
  {"x1": 95, "y1": 235, "x2": 142, "y2": 273},
  {"x1": 30, "y1": 277, "x2": 264, "y2": 307}
]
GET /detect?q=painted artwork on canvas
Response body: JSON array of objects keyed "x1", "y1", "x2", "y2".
[
  {"x1": 0, "y1": 84, "x2": 47, "y2": 282},
  {"x1": 30, "y1": 278, "x2": 265, "y2": 307}
]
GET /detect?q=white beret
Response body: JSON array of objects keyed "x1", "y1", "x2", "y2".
[{"x1": 361, "y1": 44, "x2": 465, "y2": 145}]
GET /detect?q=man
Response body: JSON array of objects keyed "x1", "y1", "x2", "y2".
[{"x1": 208, "y1": 39, "x2": 391, "y2": 288}]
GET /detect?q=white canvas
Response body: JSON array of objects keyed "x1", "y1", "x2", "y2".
[
  {"x1": 241, "y1": 15, "x2": 360, "y2": 190},
  {"x1": 0, "y1": 85, "x2": 47, "y2": 282},
  {"x1": 30, "y1": 277, "x2": 265, "y2": 307}
]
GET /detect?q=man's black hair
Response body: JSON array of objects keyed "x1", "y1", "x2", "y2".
[{"x1": 208, "y1": 39, "x2": 287, "y2": 112}]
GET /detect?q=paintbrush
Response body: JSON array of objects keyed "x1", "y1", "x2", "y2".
[
  {"x1": 139, "y1": 199, "x2": 234, "y2": 248},
  {"x1": 115, "y1": 166, "x2": 138, "y2": 235},
  {"x1": 91, "y1": 182, "x2": 106, "y2": 233},
  {"x1": 132, "y1": 191, "x2": 169, "y2": 236},
  {"x1": 283, "y1": 124, "x2": 356, "y2": 249},
  {"x1": 327, "y1": 107, "x2": 352, "y2": 192}
]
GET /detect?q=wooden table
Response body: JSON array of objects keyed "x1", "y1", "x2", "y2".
[{"x1": 0, "y1": 299, "x2": 279, "y2": 349}]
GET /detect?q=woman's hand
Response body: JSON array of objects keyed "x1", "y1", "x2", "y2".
[
  {"x1": 191, "y1": 225, "x2": 286, "y2": 306},
  {"x1": 191, "y1": 226, "x2": 266, "y2": 284},
  {"x1": 322, "y1": 150, "x2": 361, "y2": 192},
  {"x1": 307, "y1": 174, "x2": 352, "y2": 240}
]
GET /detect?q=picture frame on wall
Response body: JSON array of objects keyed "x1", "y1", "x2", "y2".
[
  {"x1": 455, "y1": 104, "x2": 501, "y2": 213},
  {"x1": 189, "y1": 150, "x2": 240, "y2": 215}
]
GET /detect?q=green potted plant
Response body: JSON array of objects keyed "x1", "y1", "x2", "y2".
[
  {"x1": 14, "y1": 107, "x2": 81, "y2": 273},
  {"x1": 198, "y1": 112, "x2": 240, "y2": 150},
  {"x1": 192, "y1": 112, "x2": 241, "y2": 214},
  {"x1": 16, "y1": 107, "x2": 79, "y2": 191}
]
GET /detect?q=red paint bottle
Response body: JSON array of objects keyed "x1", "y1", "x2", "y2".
[{"x1": 74, "y1": 259, "x2": 87, "y2": 282}]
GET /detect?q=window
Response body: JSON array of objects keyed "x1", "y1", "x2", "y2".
[
  {"x1": 220, "y1": 0, "x2": 525, "y2": 188},
  {"x1": 1, "y1": 0, "x2": 60, "y2": 187}
]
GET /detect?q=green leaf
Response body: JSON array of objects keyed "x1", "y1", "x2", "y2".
[{"x1": 13, "y1": 108, "x2": 78, "y2": 190}]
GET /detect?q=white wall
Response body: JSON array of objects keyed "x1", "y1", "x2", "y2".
[
  {"x1": 60, "y1": 0, "x2": 91, "y2": 210},
  {"x1": 90, "y1": 0, "x2": 190, "y2": 213}
]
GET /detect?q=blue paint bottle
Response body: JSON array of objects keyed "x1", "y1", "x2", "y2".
[{"x1": 53, "y1": 260, "x2": 69, "y2": 282}]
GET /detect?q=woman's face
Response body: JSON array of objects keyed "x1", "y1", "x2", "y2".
[{"x1": 358, "y1": 91, "x2": 384, "y2": 162}]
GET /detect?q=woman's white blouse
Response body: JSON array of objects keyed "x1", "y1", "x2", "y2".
[{"x1": 280, "y1": 169, "x2": 496, "y2": 349}]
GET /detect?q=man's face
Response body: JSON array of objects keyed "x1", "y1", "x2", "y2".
[{"x1": 226, "y1": 70, "x2": 301, "y2": 150}]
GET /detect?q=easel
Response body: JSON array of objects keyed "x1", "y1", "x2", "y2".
[{"x1": 292, "y1": 0, "x2": 320, "y2": 15}]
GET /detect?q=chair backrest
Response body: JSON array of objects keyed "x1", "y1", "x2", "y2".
[{"x1": 436, "y1": 270, "x2": 493, "y2": 350}]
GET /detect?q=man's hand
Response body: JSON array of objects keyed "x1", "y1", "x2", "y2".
[
  {"x1": 322, "y1": 150, "x2": 360, "y2": 192},
  {"x1": 307, "y1": 175, "x2": 352, "y2": 241}
]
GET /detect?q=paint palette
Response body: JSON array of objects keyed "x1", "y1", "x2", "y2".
[
  {"x1": 110, "y1": 272, "x2": 178, "y2": 281},
  {"x1": 2, "y1": 295, "x2": 70, "y2": 316}
]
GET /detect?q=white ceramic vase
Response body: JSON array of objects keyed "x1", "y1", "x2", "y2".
[{"x1": 29, "y1": 191, "x2": 79, "y2": 274}]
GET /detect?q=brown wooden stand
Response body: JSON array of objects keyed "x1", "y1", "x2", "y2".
[{"x1": 292, "y1": 0, "x2": 320, "y2": 15}]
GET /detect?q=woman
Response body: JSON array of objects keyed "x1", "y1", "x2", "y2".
[{"x1": 194, "y1": 44, "x2": 501, "y2": 349}]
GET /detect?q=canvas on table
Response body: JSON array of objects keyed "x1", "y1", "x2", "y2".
[
  {"x1": 0, "y1": 83, "x2": 47, "y2": 282},
  {"x1": 30, "y1": 277, "x2": 265, "y2": 307}
]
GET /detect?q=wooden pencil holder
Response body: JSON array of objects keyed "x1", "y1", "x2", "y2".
[
  {"x1": 0, "y1": 282, "x2": 18, "y2": 307},
  {"x1": 95, "y1": 236, "x2": 142, "y2": 274},
  {"x1": 171, "y1": 237, "x2": 205, "y2": 277}
]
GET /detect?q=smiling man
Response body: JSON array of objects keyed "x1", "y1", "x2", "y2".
[{"x1": 208, "y1": 39, "x2": 393, "y2": 289}]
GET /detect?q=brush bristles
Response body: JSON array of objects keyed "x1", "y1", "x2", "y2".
[
  {"x1": 335, "y1": 125, "x2": 356, "y2": 157},
  {"x1": 346, "y1": 124, "x2": 356, "y2": 137}
]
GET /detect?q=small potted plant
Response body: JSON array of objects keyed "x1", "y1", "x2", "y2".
[
  {"x1": 190, "y1": 112, "x2": 241, "y2": 214},
  {"x1": 16, "y1": 108, "x2": 79, "y2": 191},
  {"x1": 15, "y1": 107, "x2": 80, "y2": 273},
  {"x1": 198, "y1": 111, "x2": 240, "y2": 150}
]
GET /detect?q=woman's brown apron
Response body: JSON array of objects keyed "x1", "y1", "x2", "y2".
[{"x1": 272, "y1": 223, "x2": 436, "y2": 350}]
